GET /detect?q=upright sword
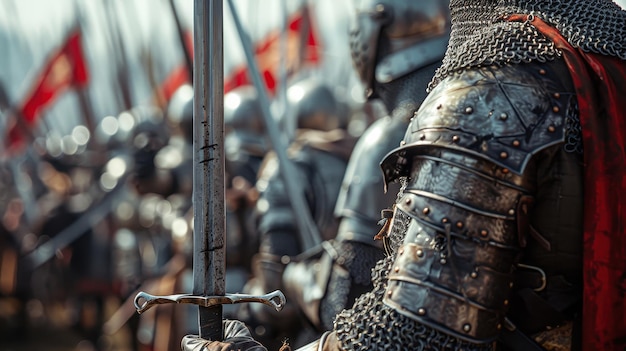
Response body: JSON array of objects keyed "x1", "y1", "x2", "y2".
[{"x1": 133, "y1": 0, "x2": 285, "y2": 341}]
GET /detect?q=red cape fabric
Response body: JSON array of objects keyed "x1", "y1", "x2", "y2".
[{"x1": 508, "y1": 14, "x2": 626, "y2": 350}]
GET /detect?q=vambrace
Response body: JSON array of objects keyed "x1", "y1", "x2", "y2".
[
  {"x1": 382, "y1": 151, "x2": 531, "y2": 344},
  {"x1": 379, "y1": 61, "x2": 576, "y2": 345}
]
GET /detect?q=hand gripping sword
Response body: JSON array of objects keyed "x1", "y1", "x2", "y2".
[{"x1": 133, "y1": 0, "x2": 285, "y2": 341}]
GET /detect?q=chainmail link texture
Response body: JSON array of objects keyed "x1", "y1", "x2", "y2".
[
  {"x1": 429, "y1": 0, "x2": 626, "y2": 90},
  {"x1": 334, "y1": 210, "x2": 492, "y2": 351},
  {"x1": 320, "y1": 240, "x2": 385, "y2": 331}
]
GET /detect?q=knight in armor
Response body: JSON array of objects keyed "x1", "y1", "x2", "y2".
[
  {"x1": 280, "y1": 0, "x2": 451, "y2": 340},
  {"x1": 183, "y1": 0, "x2": 626, "y2": 350},
  {"x1": 236, "y1": 77, "x2": 357, "y2": 348},
  {"x1": 222, "y1": 85, "x2": 269, "y2": 306}
]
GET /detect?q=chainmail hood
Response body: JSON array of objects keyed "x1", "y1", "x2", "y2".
[{"x1": 429, "y1": 0, "x2": 626, "y2": 90}]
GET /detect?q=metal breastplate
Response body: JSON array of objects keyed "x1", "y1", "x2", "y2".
[
  {"x1": 334, "y1": 116, "x2": 407, "y2": 245},
  {"x1": 256, "y1": 145, "x2": 349, "y2": 253}
]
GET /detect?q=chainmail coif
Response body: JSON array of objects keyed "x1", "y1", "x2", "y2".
[{"x1": 429, "y1": 0, "x2": 626, "y2": 90}]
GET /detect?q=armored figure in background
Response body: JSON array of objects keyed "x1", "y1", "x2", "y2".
[
  {"x1": 236, "y1": 78, "x2": 357, "y2": 348},
  {"x1": 280, "y1": 0, "x2": 451, "y2": 339},
  {"x1": 182, "y1": 0, "x2": 626, "y2": 350},
  {"x1": 222, "y1": 85, "x2": 268, "y2": 301}
]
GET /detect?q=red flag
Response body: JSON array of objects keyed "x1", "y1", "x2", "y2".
[
  {"x1": 21, "y1": 30, "x2": 89, "y2": 123},
  {"x1": 159, "y1": 4, "x2": 322, "y2": 103},
  {"x1": 6, "y1": 29, "x2": 89, "y2": 150},
  {"x1": 224, "y1": 4, "x2": 322, "y2": 95}
]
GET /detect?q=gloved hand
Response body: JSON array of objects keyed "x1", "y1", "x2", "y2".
[{"x1": 181, "y1": 320, "x2": 268, "y2": 351}]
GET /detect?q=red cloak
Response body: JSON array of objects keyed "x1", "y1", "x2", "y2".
[{"x1": 508, "y1": 14, "x2": 626, "y2": 351}]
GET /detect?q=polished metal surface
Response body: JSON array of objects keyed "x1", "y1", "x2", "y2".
[{"x1": 133, "y1": 290, "x2": 286, "y2": 314}]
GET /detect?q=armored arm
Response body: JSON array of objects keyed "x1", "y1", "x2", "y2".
[{"x1": 330, "y1": 61, "x2": 581, "y2": 350}]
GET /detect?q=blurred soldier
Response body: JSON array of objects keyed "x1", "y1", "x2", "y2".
[
  {"x1": 31, "y1": 133, "x2": 117, "y2": 350},
  {"x1": 236, "y1": 78, "x2": 357, "y2": 348},
  {"x1": 223, "y1": 85, "x2": 268, "y2": 291},
  {"x1": 127, "y1": 106, "x2": 174, "y2": 197},
  {"x1": 281, "y1": 0, "x2": 451, "y2": 336}
]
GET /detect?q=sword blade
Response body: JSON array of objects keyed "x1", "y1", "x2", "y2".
[{"x1": 193, "y1": 0, "x2": 225, "y2": 341}]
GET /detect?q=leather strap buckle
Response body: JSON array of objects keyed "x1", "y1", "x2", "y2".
[{"x1": 517, "y1": 263, "x2": 547, "y2": 292}]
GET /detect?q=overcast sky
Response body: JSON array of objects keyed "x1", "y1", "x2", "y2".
[{"x1": 0, "y1": 0, "x2": 359, "y2": 139}]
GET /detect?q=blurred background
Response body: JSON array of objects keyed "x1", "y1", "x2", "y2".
[{"x1": 0, "y1": 0, "x2": 370, "y2": 350}]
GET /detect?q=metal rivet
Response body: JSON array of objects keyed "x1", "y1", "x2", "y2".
[
  {"x1": 419, "y1": 133, "x2": 426, "y2": 140},
  {"x1": 548, "y1": 125, "x2": 556, "y2": 133},
  {"x1": 387, "y1": 290, "x2": 393, "y2": 297},
  {"x1": 442, "y1": 218, "x2": 449, "y2": 224},
  {"x1": 509, "y1": 282, "x2": 514, "y2": 288},
  {"x1": 552, "y1": 106, "x2": 560, "y2": 113},
  {"x1": 440, "y1": 258, "x2": 447, "y2": 265},
  {"x1": 508, "y1": 209, "x2": 515, "y2": 215},
  {"x1": 500, "y1": 151, "x2": 508, "y2": 159},
  {"x1": 470, "y1": 272, "x2": 478, "y2": 279},
  {"x1": 502, "y1": 168, "x2": 510, "y2": 174},
  {"x1": 416, "y1": 249, "x2": 424, "y2": 257},
  {"x1": 463, "y1": 324, "x2": 472, "y2": 332},
  {"x1": 480, "y1": 229, "x2": 488, "y2": 237},
  {"x1": 456, "y1": 221, "x2": 464, "y2": 229},
  {"x1": 422, "y1": 207, "x2": 430, "y2": 215},
  {"x1": 500, "y1": 113, "x2": 508, "y2": 120},
  {"x1": 405, "y1": 197, "x2": 412, "y2": 205},
  {"x1": 394, "y1": 266, "x2": 400, "y2": 273},
  {"x1": 399, "y1": 248, "x2": 404, "y2": 255},
  {"x1": 539, "y1": 69, "x2": 546, "y2": 75},
  {"x1": 418, "y1": 308, "x2": 426, "y2": 316},
  {"x1": 452, "y1": 135, "x2": 460, "y2": 142},
  {"x1": 504, "y1": 299, "x2": 509, "y2": 306},
  {"x1": 553, "y1": 92, "x2": 561, "y2": 99},
  {"x1": 400, "y1": 140, "x2": 406, "y2": 146},
  {"x1": 512, "y1": 140, "x2": 520, "y2": 147},
  {"x1": 465, "y1": 107, "x2": 473, "y2": 114},
  {"x1": 497, "y1": 324, "x2": 502, "y2": 330}
]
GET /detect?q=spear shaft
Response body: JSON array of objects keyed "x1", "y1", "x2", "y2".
[{"x1": 227, "y1": 0, "x2": 322, "y2": 250}]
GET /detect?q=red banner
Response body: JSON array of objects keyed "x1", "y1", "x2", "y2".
[
  {"x1": 159, "y1": 4, "x2": 322, "y2": 102},
  {"x1": 6, "y1": 29, "x2": 89, "y2": 151},
  {"x1": 224, "y1": 5, "x2": 321, "y2": 95},
  {"x1": 21, "y1": 29, "x2": 89, "y2": 123}
]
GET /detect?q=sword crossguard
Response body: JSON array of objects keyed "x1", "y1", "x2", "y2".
[{"x1": 134, "y1": 290, "x2": 286, "y2": 314}]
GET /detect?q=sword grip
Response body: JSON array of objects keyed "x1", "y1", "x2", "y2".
[{"x1": 199, "y1": 305, "x2": 223, "y2": 340}]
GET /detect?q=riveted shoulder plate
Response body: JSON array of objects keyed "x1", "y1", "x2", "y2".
[{"x1": 381, "y1": 61, "x2": 577, "y2": 184}]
